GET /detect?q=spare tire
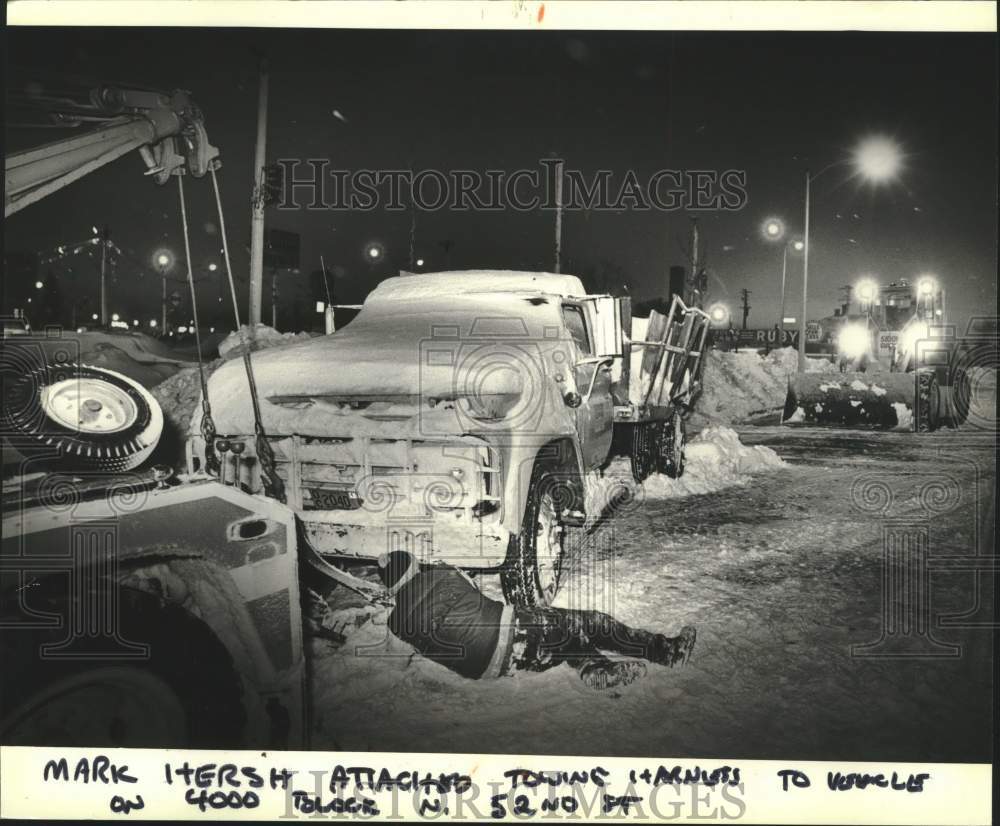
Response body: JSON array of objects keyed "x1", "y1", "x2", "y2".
[{"x1": 1, "y1": 363, "x2": 163, "y2": 472}]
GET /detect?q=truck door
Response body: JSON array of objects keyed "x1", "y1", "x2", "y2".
[{"x1": 561, "y1": 303, "x2": 614, "y2": 470}]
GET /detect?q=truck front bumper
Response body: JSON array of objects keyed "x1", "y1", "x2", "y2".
[{"x1": 301, "y1": 509, "x2": 510, "y2": 569}]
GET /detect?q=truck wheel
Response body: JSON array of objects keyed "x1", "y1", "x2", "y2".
[
  {"x1": 915, "y1": 370, "x2": 939, "y2": 433},
  {"x1": 500, "y1": 466, "x2": 565, "y2": 606},
  {"x1": 630, "y1": 422, "x2": 658, "y2": 483},
  {"x1": 657, "y1": 412, "x2": 686, "y2": 478},
  {"x1": 1, "y1": 364, "x2": 163, "y2": 472},
  {"x1": 0, "y1": 585, "x2": 245, "y2": 748}
]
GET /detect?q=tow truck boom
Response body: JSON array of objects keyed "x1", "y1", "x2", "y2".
[{"x1": 4, "y1": 86, "x2": 218, "y2": 217}]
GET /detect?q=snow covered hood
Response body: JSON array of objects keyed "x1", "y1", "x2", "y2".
[{"x1": 205, "y1": 291, "x2": 569, "y2": 435}]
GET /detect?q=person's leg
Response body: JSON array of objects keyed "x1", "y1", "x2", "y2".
[
  {"x1": 506, "y1": 607, "x2": 651, "y2": 691},
  {"x1": 547, "y1": 607, "x2": 696, "y2": 667}
]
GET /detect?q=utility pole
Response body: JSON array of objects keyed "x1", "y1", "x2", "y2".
[
  {"x1": 798, "y1": 170, "x2": 811, "y2": 372},
  {"x1": 740, "y1": 288, "x2": 751, "y2": 330},
  {"x1": 553, "y1": 159, "x2": 563, "y2": 273},
  {"x1": 161, "y1": 268, "x2": 167, "y2": 333},
  {"x1": 248, "y1": 57, "x2": 269, "y2": 328},
  {"x1": 271, "y1": 269, "x2": 278, "y2": 330},
  {"x1": 686, "y1": 218, "x2": 706, "y2": 307},
  {"x1": 98, "y1": 225, "x2": 109, "y2": 327}
]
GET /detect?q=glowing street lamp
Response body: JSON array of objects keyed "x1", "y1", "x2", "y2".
[
  {"x1": 777, "y1": 237, "x2": 804, "y2": 341},
  {"x1": 34, "y1": 280, "x2": 44, "y2": 290},
  {"x1": 855, "y1": 277, "x2": 879, "y2": 314},
  {"x1": 416, "y1": 258, "x2": 425, "y2": 267},
  {"x1": 152, "y1": 248, "x2": 175, "y2": 334},
  {"x1": 708, "y1": 302, "x2": 731, "y2": 328},
  {"x1": 852, "y1": 136, "x2": 904, "y2": 184},
  {"x1": 798, "y1": 135, "x2": 904, "y2": 372},
  {"x1": 762, "y1": 218, "x2": 785, "y2": 240},
  {"x1": 365, "y1": 242, "x2": 385, "y2": 263},
  {"x1": 763, "y1": 219, "x2": 802, "y2": 341}
]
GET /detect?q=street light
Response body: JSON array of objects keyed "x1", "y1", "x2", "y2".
[
  {"x1": 777, "y1": 237, "x2": 804, "y2": 342},
  {"x1": 852, "y1": 136, "x2": 904, "y2": 184},
  {"x1": 416, "y1": 258, "x2": 425, "y2": 267},
  {"x1": 763, "y1": 220, "x2": 802, "y2": 343},
  {"x1": 152, "y1": 248, "x2": 175, "y2": 334},
  {"x1": 855, "y1": 277, "x2": 879, "y2": 315},
  {"x1": 365, "y1": 242, "x2": 385, "y2": 262},
  {"x1": 34, "y1": 280, "x2": 44, "y2": 290},
  {"x1": 762, "y1": 218, "x2": 785, "y2": 241},
  {"x1": 708, "y1": 302, "x2": 730, "y2": 328},
  {"x1": 798, "y1": 135, "x2": 904, "y2": 371}
]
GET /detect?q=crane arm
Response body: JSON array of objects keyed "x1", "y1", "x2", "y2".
[{"x1": 4, "y1": 87, "x2": 218, "y2": 218}]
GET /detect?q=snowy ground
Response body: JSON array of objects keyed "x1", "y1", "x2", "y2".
[{"x1": 306, "y1": 421, "x2": 996, "y2": 763}]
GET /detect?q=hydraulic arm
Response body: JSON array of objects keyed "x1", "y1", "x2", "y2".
[{"x1": 5, "y1": 87, "x2": 218, "y2": 217}]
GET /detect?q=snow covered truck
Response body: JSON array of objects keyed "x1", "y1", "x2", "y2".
[{"x1": 191, "y1": 270, "x2": 710, "y2": 606}]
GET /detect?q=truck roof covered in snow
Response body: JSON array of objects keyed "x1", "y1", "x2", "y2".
[{"x1": 367, "y1": 270, "x2": 588, "y2": 305}]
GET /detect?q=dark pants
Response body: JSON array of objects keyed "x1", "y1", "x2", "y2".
[{"x1": 506, "y1": 606, "x2": 688, "y2": 676}]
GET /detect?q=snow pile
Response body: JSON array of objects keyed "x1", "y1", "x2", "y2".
[
  {"x1": 805, "y1": 355, "x2": 838, "y2": 373},
  {"x1": 585, "y1": 425, "x2": 785, "y2": 521},
  {"x1": 217, "y1": 323, "x2": 314, "y2": 360},
  {"x1": 151, "y1": 360, "x2": 223, "y2": 436}
]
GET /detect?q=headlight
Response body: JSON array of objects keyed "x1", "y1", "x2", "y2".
[
  {"x1": 838, "y1": 324, "x2": 870, "y2": 359},
  {"x1": 898, "y1": 323, "x2": 929, "y2": 356}
]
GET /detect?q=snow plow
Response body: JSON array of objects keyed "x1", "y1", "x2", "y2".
[{"x1": 783, "y1": 278, "x2": 970, "y2": 432}]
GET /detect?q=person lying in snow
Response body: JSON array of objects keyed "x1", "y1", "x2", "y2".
[{"x1": 376, "y1": 550, "x2": 696, "y2": 691}]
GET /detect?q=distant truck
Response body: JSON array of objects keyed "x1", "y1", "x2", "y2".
[{"x1": 190, "y1": 271, "x2": 710, "y2": 605}]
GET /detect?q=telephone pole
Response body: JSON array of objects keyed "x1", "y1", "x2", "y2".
[
  {"x1": 98, "y1": 225, "x2": 109, "y2": 327},
  {"x1": 740, "y1": 288, "x2": 752, "y2": 330},
  {"x1": 553, "y1": 159, "x2": 563, "y2": 273},
  {"x1": 248, "y1": 57, "x2": 269, "y2": 328}
]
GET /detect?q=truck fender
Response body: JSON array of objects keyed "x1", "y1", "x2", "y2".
[{"x1": 504, "y1": 437, "x2": 585, "y2": 535}]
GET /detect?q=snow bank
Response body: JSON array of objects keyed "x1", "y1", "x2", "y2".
[
  {"x1": 151, "y1": 360, "x2": 223, "y2": 437},
  {"x1": 217, "y1": 323, "x2": 314, "y2": 360},
  {"x1": 584, "y1": 425, "x2": 784, "y2": 523}
]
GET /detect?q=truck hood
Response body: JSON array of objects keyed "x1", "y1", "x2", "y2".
[{"x1": 202, "y1": 305, "x2": 561, "y2": 437}]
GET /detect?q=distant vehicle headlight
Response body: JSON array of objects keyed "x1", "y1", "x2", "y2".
[
  {"x1": 898, "y1": 322, "x2": 930, "y2": 356},
  {"x1": 837, "y1": 324, "x2": 870, "y2": 359}
]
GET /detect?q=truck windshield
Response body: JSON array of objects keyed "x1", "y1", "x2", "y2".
[{"x1": 562, "y1": 305, "x2": 592, "y2": 354}]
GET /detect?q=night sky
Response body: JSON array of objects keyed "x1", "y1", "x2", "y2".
[{"x1": 5, "y1": 27, "x2": 997, "y2": 332}]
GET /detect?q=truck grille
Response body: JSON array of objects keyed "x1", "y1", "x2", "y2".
[{"x1": 265, "y1": 436, "x2": 500, "y2": 521}]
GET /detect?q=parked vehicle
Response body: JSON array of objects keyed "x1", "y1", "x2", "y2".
[{"x1": 190, "y1": 270, "x2": 710, "y2": 605}]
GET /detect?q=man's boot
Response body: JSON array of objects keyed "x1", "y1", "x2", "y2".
[
  {"x1": 577, "y1": 656, "x2": 647, "y2": 691},
  {"x1": 650, "y1": 625, "x2": 697, "y2": 667}
]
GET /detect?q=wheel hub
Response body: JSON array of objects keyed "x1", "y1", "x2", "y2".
[{"x1": 41, "y1": 378, "x2": 138, "y2": 434}]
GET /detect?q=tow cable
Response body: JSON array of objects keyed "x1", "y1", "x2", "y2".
[
  {"x1": 176, "y1": 173, "x2": 219, "y2": 477},
  {"x1": 208, "y1": 163, "x2": 286, "y2": 503}
]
